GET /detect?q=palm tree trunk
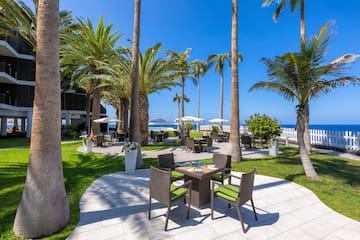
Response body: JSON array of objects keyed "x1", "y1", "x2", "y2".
[
  {"x1": 85, "y1": 93, "x2": 91, "y2": 134},
  {"x1": 119, "y1": 98, "x2": 129, "y2": 132},
  {"x1": 180, "y1": 77, "x2": 185, "y2": 142},
  {"x1": 130, "y1": 0, "x2": 143, "y2": 168},
  {"x1": 197, "y1": 80, "x2": 200, "y2": 131},
  {"x1": 91, "y1": 80, "x2": 101, "y2": 136},
  {"x1": 230, "y1": 0, "x2": 242, "y2": 163},
  {"x1": 139, "y1": 93, "x2": 149, "y2": 145},
  {"x1": 300, "y1": 0, "x2": 306, "y2": 50},
  {"x1": 13, "y1": 0, "x2": 69, "y2": 237},
  {"x1": 219, "y1": 72, "x2": 224, "y2": 130},
  {"x1": 296, "y1": 106, "x2": 319, "y2": 180},
  {"x1": 304, "y1": 102, "x2": 312, "y2": 154}
]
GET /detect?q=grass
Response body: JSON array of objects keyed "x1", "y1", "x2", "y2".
[
  {"x1": 0, "y1": 143, "x2": 157, "y2": 240},
  {"x1": 1, "y1": 143, "x2": 359, "y2": 239},
  {"x1": 0, "y1": 138, "x2": 30, "y2": 148}
]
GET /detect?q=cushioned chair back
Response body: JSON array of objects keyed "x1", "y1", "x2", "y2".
[
  {"x1": 150, "y1": 166, "x2": 171, "y2": 205},
  {"x1": 158, "y1": 153, "x2": 175, "y2": 170},
  {"x1": 186, "y1": 138, "x2": 195, "y2": 148},
  {"x1": 207, "y1": 137, "x2": 213, "y2": 148},
  {"x1": 213, "y1": 153, "x2": 231, "y2": 174},
  {"x1": 238, "y1": 169, "x2": 256, "y2": 206},
  {"x1": 241, "y1": 135, "x2": 251, "y2": 144}
]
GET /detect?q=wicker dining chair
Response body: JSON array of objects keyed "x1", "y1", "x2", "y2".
[
  {"x1": 211, "y1": 169, "x2": 258, "y2": 233},
  {"x1": 148, "y1": 166, "x2": 192, "y2": 231},
  {"x1": 211, "y1": 153, "x2": 231, "y2": 185},
  {"x1": 157, "y1": 153, "x2": 184, "y2": 182}
]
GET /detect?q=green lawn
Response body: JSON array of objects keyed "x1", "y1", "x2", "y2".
[
  {"x1": 0, "y1": 138, "x2": 30, "y2": 148},
  {"x1": 0, "y1": 143, "x2": 359, "y2": 240}
]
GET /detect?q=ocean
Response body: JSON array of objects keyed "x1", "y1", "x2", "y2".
[{"x1": 147, "y1": 123, "x2": 360, "y2": 133}]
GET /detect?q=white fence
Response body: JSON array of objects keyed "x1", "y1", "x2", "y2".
[{"x1": 280, "y1": 128, "x2": 360, "y2": 151}]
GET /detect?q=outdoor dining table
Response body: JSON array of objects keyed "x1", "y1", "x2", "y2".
[{"x1": 175, "y1": 164, "x2": 223, "y2": 208}]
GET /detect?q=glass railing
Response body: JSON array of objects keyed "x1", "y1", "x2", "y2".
[{"x1": 0, "y1": 35, "x2": 34, "y2": 56}]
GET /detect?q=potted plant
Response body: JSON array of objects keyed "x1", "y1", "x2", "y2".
[
  {"x1": 246, "y1": 114, "x2": 282, "y2": 156},
  {"x1": 122, "y1": 141, "x2": 138, "y2": 173},
  {"x1": 82, "y1": 136, "x2": 95, "y2": 153}
]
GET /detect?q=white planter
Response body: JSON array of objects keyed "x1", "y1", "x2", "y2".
[
  {"x1": 83, "y1": 140, "x2": 94, "y2": 153},
  {"x1": 268, "y1": 139, "x2": 279, "y2": 156},
  {"x1": 125, "y1": 149, "x2": 137, "y2": 173}
]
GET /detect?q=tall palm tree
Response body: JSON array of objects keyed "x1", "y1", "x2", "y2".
[
  {"x1": 138, "y1": 43, "x2": 178, "y2": 145},
  {"x1": 207, "y1": 52, "x2": 242, "y2": 130},
  {"x1": 262, "y1": 0, "x2": 310, "y2": 152},
  {"x1": 230, "y1": 0, "x2": 242, "y2": 163},
  {"x1": 262, "y1": 0, "x2": 305, "y2": 49},
  {"x1": 173, "y1": 93, "x2": 190, "y2": 127},
  {"x1": 166, "y1": 48, "x2": 195, "y2": 141},
  {"x1": 190, "y1": 60, "x2": 208, "y2": 131},
  {"x1": 60, "y1": 16, "x2": 121, "y2": 135},
  {"x1": 13, "y1": 0, "x2": 69, "y2": 238},
  {"x1": 129, "y1": 0, "x2": 143, "y2": 167},
  {"x1": 249, "y1": 23, "x2": 360, "y2": 180}
]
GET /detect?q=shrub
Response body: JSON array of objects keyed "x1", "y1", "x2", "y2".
[
  {"x1": 246, "y1": 114, "x2": 281, "y2": 141},
  {"x1": 184, "y1": 123, "x2": 193, "y2": 131},
  {"x1": 211, "y1": 125, "x2": 219, "y2": 133}
]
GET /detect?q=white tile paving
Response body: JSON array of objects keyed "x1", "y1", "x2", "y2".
[{"x1": 66, "y1": 169, "x2": 360, "y2": 240}]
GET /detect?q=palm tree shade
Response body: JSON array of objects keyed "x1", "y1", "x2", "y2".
[
  {"x1": 249, "y1": 23, "x2": 360, "y2": 180},
  {"x1": 13, "y1": 0, "x2": 69, "y2": 237}
]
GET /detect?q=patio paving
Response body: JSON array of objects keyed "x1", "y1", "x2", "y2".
[{"x1": 67, "y1": 169, "x2": 360, "y2": 240}]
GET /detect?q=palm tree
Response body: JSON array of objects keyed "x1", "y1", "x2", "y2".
[
  {"x1": 190, "y1": 60, "x2": 208, "y2": 131},
  {"x1": 262, "y1": 0, "x2": 305, "y2": 49},
  {"x1": 262, "y1": 0, "x2": 310, "y2": 152},
  {"x1": 129, "y1": 0, "x2": 143, "y2": 167},
  {"x1": 138, "y1": 43, "x2": 178, "y2": 145},
  {"x1": 13, "y1": 0, "x2": 69, "y2": 238},
  {"x1": 230, "y1": 0, "x2": 242, "y2": 163},
  {"x1": 207, "y1": 52, "x2": 242, "y2": 130},
  {"x1": 0, "y1": 0, "x2": 77, "y2": 49},
  {"x1": 166, "y1": 48, "x2": 195, "y2": 141},
  {"x1": 173, "y1": 93, "x2": 190, "y2": 127},
  {"x1": 249, "y1": 23, "x2": 360, "y2": 180},
  {"x1": 60, "y1": 16, "x2": 121, "y2": 136}
]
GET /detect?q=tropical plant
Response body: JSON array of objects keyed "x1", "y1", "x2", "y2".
[
  {"x1": 173, "y1": 93, "x2": 189, "y2": 126},
  {"x1": 129, "y1": 0, "x2": 143, "y2": 168},
  {"x1": 191, "y1": 60, "x2": 208, "y2": 131},
  {"x1": 249, "y1": 23, "x2": 360, "y2": 180},
  {"x1": 262, "y1": 0, "x2": 306, "y2": 49},
  {"x1": 0, "y1": 0, "x2": 77, "y2": 49},
  {"x1": 138, "y1": 43, "x2": 178, "y2": 145},
  {"x1": 229, "y1": 0, "x2": 242, "y2": 163},
  {"x1": 262, "y1": 0, "x2": 310, "y2": 151},
  {"x1": 246, "y1": 114, "x2": 281, "y2": 141},
  {"x1": 13, "y1": 0, "x2": 69, "y2": 238},
  {"x1": 166, "y1": 48, "x2": 196, "y2": 141},
  {"x1": 207, "y1": 52, "x2": 242, "y2": 130},
  {"x1": 60, "y1": 16, "x2": 121, "y2": 136}
]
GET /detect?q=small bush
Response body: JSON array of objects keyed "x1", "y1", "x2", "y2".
[{"x1": 246, "y1": 114, "x2": 281, "y2": 141}]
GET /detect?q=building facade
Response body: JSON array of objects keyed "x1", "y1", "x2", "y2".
[{"x1": 0, "y1": 34, "x2": 105, "y2": 138}]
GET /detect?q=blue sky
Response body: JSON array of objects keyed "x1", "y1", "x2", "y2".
[{"x1": 25, "y1": 0, "x2": 360, "y2": 124}]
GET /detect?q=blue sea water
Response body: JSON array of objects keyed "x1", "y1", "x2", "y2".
[{"x1": 147, "y1": 123, "x2": 360, "y2": 133}]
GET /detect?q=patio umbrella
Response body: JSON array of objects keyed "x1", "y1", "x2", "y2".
[
  {"x1": 209, "y1": 118, "x2": 228, "y2": 123},
  {"x1": 93, "y1": 117, "x2": 121, "y2": 123}
]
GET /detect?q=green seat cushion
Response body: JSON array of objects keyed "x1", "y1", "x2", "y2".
[
  {"x1": 214, "y1": 184, "x2": 239, "y2": 202},
  {"x1": 171, "y1": 170, "x2": 184, "y2": 181},
  {"x1": 211, "y1": 172, "x2": 230, "y2": 182},
  {"x1": 170, "y1": 184, "x2": 187, "y2": 201}
]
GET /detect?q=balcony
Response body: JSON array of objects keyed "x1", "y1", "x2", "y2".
[{"x1": 0, "y1": 35, "x2": 34, "y2": 56}]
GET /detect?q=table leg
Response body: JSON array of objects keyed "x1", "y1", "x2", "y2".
[{"x1": 184, "y1": 175, "x2": 211, "y2": 208}]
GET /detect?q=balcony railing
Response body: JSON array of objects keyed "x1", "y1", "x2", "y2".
[{"x1": 0, "y1": 35, "x2": 34, "y2": 56}]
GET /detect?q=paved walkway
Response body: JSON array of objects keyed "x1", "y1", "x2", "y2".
[{"x1": 67, "y1": 169, "x2": 360, "y2": 240}]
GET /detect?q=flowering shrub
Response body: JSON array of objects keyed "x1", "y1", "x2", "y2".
[
  {"x1": 122, "y1": 141, "x2": 138, "y2": 152},
  {"x1": 83, "y1": 135, "x2": 96, "y2": 145}
]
